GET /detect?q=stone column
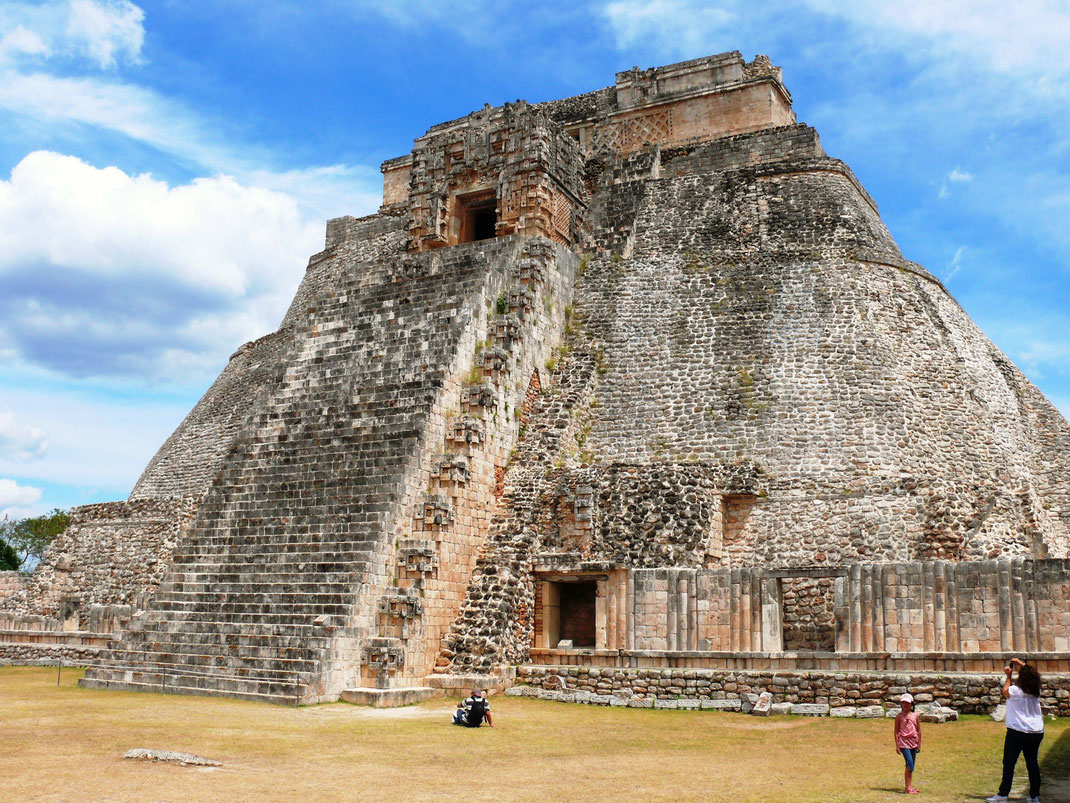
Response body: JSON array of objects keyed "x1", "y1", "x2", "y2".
[
  {"x1": 834, "y1": 575, "x2": 850, "y2": 653},
  {"x1": 607, "y1": 572, "x2": 618, "y2": 651},
  {"x1": 922, "y1": 562, "x2": 935, "y2": 652},
  {"x1": 860, "y1": 564, "x2": 873, "y2": 651},
  {"x1": 750, "y1": 571, "x2": 763, "y2": 652},
  {"x1": 730, "y1": 568, "x2": 742, "y2": 652},
  {"x1": 998, "y1": 560, "x2": 1012, "y2": 652},
  {"x1": 667, "y1": 570, "x2": 678, "y2": 652},
  {"x1": 1011, "y1": 560, "x2": 1026, "y2": 653},
  {"x1": 1023, "y1": 560, "x2": 1038, "y2": 652},
  {"x1": 687, "y1": 570, "x2": 698, "y2": 651},
  {"x1": 626, "y1": 570, "x2": 636, "y2": 651},
  {"x1": 849, "y1": 564, "x2": 862, "y2": 652},
  {"x1": 595, "y1": 579, "x2": 607, "y2": 650},
  {"x1": 934, "y1": 561, "x2": 946, "y2": 652},
  {"x1": 761, "y1": 576, "x2": 783, "y2": 652},
  {"x1": 618, "y1": 571, "x2": 629, "y2": 652},
  {"x1": 871, "y1": 564, "x2": 885, "y2": 653},
  {"x1": 678, "y1": 573, "x2": 690, "y2": 652}
]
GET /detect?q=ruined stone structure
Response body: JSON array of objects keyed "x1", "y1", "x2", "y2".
[{"x1": 4, "y1": 52, "x2": 1070, "y2": 711}]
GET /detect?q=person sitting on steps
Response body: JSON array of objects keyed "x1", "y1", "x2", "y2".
[{"x1": 452, "y1": 689, "x2": 494, "y2": 728}]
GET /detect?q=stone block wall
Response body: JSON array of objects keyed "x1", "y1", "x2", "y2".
[{"x1": 516, "y1": 665, "x2": 1070, "y2": 717}]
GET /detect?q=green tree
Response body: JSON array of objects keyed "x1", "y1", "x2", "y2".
[
  {"x1": 2, "y1": 509, "x2": 70, "y2": 570},
  {"x1": 0, "y1": 537, "x2": 19, "y2": 571}
]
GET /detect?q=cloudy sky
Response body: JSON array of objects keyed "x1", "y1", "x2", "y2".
[{"x1": 1, "y1": 0, "x2": 1069, "y2": 519}]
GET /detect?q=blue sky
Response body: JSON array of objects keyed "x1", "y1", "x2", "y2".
[{"x1": 1, "y1": 0, "x2": 1069, "y2": 518}]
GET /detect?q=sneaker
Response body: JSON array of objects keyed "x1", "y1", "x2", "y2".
[{"x1": 984, "y1": 796, "x2": 1009, "y2": 802}]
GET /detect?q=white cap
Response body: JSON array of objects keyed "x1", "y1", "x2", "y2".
[{"x1": 900, "y1": 693, "x2": 914, "y2": 704}]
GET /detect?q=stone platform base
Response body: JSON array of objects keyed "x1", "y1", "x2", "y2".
[
  {"x1": 426, "y1": 669, "x2": 515, "y2": 696},
  {"x1": 340, "y1": 687, "x2": 441, "y2": 707},
  {"x1": 518, "y1": 665, "x2": 1070, "y2": 717}
]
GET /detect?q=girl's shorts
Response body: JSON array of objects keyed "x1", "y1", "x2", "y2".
[{"x1": 901, "y1": 747, "x2": 918, "y2": 771}]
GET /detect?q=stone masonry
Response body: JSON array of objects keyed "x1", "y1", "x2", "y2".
[{"x1": 1, "y1": 51, "x2": 1066, "y2": 706}]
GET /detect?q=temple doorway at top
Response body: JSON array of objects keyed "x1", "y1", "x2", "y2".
[{"x1": 454, "y1": 190, "x2": 497, "y2": 244}]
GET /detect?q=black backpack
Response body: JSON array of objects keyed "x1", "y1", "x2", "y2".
[{"x1": 466, "y1": 697, "x2": 487, "y2": 727}]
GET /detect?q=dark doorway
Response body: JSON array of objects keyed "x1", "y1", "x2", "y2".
[
  {"x1": 457, "y1": 193, "x2": 497, "y2": 243},
  {"x1": 558, "y1": 581, "x2": 597, "y2": 647}
]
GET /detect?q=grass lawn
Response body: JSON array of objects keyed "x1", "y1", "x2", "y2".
[{"x1": 3, "y1": 666, "x2": 1069, "y2": 802}]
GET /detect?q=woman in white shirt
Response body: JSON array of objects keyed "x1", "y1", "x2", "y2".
[{"x1": 986, "y1": 657, "x2": 1045, "y2": 803}]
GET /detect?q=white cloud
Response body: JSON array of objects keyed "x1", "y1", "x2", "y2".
[
  {"x1": 944, "y1": 246, "x2": 966, "y2": 283},
  {"x1": 66, "y1": 0, "x2": 144, "y2": 68},
  {"x1": 0, "y1": 71, "x2": 382, "y2": 222},
  {"x1": 0, "y1": 0, "x2": 144, "y2": 69},
  {"x1": 949, "y1": 168, "x2": 973, "y2": 183},
  {"x1": 0, "y1": 24, "x2": 49, "y2": 62},
  {"x1": 0, "y1": 151, "x2": 322, "y2": 380},
  {"x1": 0, "y1": 477, "x2": 42, "y2": 519},
  {"x1": 603, "y1": 0, "x2": 736, "y2": 56},
  {"x1": 0, "y1": 413, "x2": 48, "y2": 462}
]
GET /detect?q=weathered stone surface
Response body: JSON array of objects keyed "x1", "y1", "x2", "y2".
[
  {"x1": 991, "y1": 703, "x2": 1007, "y2": 722},
  {"x1": 770, "y1": 702, "x2": 793, "y2": 716},
  {"x1": 855, "y1": 706, "x2": 885, "y2": 719},
  {"x1": 751, "y1": 691, "x2": 774, "y2": 716},
  {"x1": 919, "y1": 705, "x2": 958, "y2": 724},
  {"x1": 791, "y1": 703, "x2": 830, "y2": 717},
  {"x1": 830, "y1": 707, "x2": 856, "y2": 718},
  {"x1": 123, "y1": 749, "x2": 220, "y2": 767}
]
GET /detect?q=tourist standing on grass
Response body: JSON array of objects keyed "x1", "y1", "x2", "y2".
[
  {"x1": 894, "y1": 692, "x2": 922, "y2": 795},
  {"x1": 987, "y1": 657, "x2": 1044, "y2": 803}
]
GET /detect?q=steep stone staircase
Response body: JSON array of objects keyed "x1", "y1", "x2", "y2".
[
  {"x1": 346, "y1": 239, "x2": 571, "y2": 701},
  {"x1": 81, "y1": 246, "x2": 498, "y2": 704}
]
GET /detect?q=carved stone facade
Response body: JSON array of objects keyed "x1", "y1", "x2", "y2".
[{"x1": 4, "y1": 52, "x2": 1069, "y2": 707}]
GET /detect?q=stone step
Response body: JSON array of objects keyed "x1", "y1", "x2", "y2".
[
  {"x1": 131, "y1": 629, "x2": 332, "y2": 650},
  {"x1": 129, "y1": 613, "x2": 347, "y2": 631},
  {"x1": 156, "y1": 586, "x2": 355, "y2": 599},
  {"x1": 146, "y1": 601, "x2": 351, "y2": 618},
  {"x1": 161, "y1": 580, "x2": 360, "y2": 595},
  {"x1": 80, "y1": 667, "x2": 302, "y2": 706},
  {"x1": 100, "y1": 646, "x2": 319, "y2": 673}
]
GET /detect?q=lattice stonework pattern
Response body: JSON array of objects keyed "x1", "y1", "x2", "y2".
[
  {"x1": 599, "y1": 108, "x2": 675, "y2": 154},
  {"x1": 552, "y1": 192, "x2": 572, "y2": 245}
]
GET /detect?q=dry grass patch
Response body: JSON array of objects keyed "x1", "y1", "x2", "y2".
[{"x1": 3, "y1": 667, "x2": 1069, "y2": 802}]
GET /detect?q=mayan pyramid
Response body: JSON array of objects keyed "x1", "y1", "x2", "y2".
[{"x1": 3, "y1": 52, "x2": 1068, "y2": 708}]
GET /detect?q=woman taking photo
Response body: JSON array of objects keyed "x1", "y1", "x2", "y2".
[{"x1": 986, "y1": 657, "x2": 1045, "y2": 803}]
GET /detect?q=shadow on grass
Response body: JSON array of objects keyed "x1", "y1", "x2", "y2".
[{"x1": 1040, "y1": 726, "x2": 1070, "y2": 795}]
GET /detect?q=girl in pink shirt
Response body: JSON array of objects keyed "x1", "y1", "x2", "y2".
[{"x1": 894, "y1": 692, "x2": 922, "y2": 795}]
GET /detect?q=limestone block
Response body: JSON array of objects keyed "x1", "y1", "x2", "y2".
[
  {"x1": 770, "y1": 702, "x2": 793, "y2": 716},
  {"x1": 920, "y1": 706, "x2": 958, "y2": 724},
  {"x1": 751, "y1": 691, "x2": 774, "y2": 716},
  {"x1": 990, "y1": 703, "x2": 1006, "y2": 722},
  {"x1": 855, "y1": 706, "x2": 885, "y2": 719},
  {"x1": 654, "y1": 698, "x2": 680, "y2": 709},
  {"x1": 830, "y1": 707, "x2": 856, "y2": 718},
  {"x1": 791, "y1": 703, "x2": 830, "y2": 716}
]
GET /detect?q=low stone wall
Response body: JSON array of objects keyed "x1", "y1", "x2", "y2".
[
  {"x1": 0, "y1": 639, "x2": 104, "y2": 665},
  {"x1": 516, "y1": 665, "x2": 1070, "y2": 717}
]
